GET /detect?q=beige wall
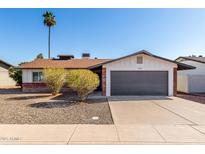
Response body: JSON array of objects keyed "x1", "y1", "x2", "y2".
[
  {"x1": 0, "y1": 63, "x2": 16, "y2": 87},
  {"x1": 104, "y1": 54, "x2": 177, "y2": 96},
  {"x1": 177, "y1": 60, "x2": 205, "y2": 93},
  {"x1": 177, "y1": 75, "x2": 188, "y2": 93},
  {"x1": 177, "y1": 74, "x2": 205, "y2": 93}
]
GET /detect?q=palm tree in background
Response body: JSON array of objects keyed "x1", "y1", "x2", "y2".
[{"x1": 43, "y1": 11, "x2": 56, "y2": 59}]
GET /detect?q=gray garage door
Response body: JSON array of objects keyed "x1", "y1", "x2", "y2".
[{"x1": 111, "y1": 71, "x2": 168, "y2": 96}]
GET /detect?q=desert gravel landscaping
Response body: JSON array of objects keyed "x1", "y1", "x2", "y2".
[{"x1": 0, "y1": 88, "x2": 113, "y2": 124}]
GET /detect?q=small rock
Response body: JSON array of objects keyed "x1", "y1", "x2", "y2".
[{"x1": 92, "y1": 116, "x2": 99, "y2": 120}]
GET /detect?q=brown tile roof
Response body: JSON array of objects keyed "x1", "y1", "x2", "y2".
[{"x1": 19, "y1": 59, "x2": 111, "y2": 69}]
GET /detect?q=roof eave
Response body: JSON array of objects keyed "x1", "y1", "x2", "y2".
[
  {"x1": 176, "y1": 56, "x2": 205, "y2": 64},
  {"x1": 0, "y1": 60, "x2": 13, "y2": 67},
  {"x1": 175, "y1": 62, "x2": 196, "y2": 70}
]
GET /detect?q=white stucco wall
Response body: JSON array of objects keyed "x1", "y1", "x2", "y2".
[
  {"x1": 22, "y1": 69, "x2": 43, "y2": 83},
  {"x1": 188, "y1": 75, "x2": 205, "y2": 93},
  {"x1": 0, "y1": 65, "x2": 16, "y2": 87},
  {"x1": 177, "y1": 60, "x2": 205, "y2": 93},
  {"x1": 177, "y1": 75, "x2": 188, "y2": 93},
  {"x1": 177, "y1": 60, "x2": 205, "y2": 75},
  {"x1": 103, "y1": 54, "x2": 177, "y2": 96}
]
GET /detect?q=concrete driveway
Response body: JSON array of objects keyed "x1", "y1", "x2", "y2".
[{"x1": 108, "y1": 96, "x2": 205, "y2": 125}]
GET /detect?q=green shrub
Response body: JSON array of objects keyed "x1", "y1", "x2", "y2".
[
  {"x1": 43, "y1": 68, "x2": 66, "y2": 95},
  {"x1": 8, "y1": 67, "x2": 22, "y2": 86},
  {"x1": 36, "y1": 53, "x2": 44, "y2": 59},
  {"x1": 66, "y1": 69, "x2": 99, "y2": 102}
]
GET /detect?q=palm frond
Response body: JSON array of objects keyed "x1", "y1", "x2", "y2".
[{"x1": 43, "y1": 11, "x2": 56, "y2": 27}]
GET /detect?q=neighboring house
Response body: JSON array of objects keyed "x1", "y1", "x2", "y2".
[
  {"x1": 20, "y1": 50, "x2": 194, "y2": 96},
  {"x1": 176, "y1": 56, "x2": 205, "y2": 93},
  {"x1": 0, "y1": 59, "x2": 16, "y2": 87}
]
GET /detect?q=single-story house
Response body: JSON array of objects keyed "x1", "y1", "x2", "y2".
[
  {"x1": 20, "y1": 50, "x2": 194, "y2": 96},
  {"x1": 176, "y1": 55, "x2": 205, "y2": 93},
  {"x1": 0, "y1": 59, "x2": 16, "y2": 87}
]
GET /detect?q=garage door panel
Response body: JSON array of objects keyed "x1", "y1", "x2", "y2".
[{"x1": 111, "y1": 71, "x2": 168, "y2": 96}]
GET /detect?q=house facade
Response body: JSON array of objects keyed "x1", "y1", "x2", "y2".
[
  {"x1": 20, "y1": 54, "x2": 109, "y2": 92},
  {"x1": 176, "y1": 56, "x2": 205, "y2": 93},
  {"x1": 20, "y1": 50, "x2": 194, "y2": 96},
  {"x1": 0, "y1": 60, "x2": 16, "y2": 87}
]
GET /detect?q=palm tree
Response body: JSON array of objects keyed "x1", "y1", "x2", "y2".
[{"x1": 43, "y1": 11, "x2": 56, "y2": 59}]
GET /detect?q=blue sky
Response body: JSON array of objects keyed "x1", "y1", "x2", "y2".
[{"x1": 0, "y1": 8, "x2": 205, "y2": 65}]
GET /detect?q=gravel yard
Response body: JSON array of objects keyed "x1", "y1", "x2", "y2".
[{"x1": 0, "y1": 88, "x2": 113, "y2": 124}]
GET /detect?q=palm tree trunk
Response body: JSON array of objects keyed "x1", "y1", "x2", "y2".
[{"x1": 48, "y1": 26, "x2": 51, "y2": 59}]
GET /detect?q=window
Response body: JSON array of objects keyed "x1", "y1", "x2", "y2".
[
  {"x1": 32, "y1": 72, "x2": 43, "y2": 82},
  {"x1": 137, "y1": 56, "x2": 143, "y2": 64}
]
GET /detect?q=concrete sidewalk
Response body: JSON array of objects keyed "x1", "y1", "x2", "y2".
[{"x1": 1, "y1": 124, "x2": 205, "y2": 144}]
